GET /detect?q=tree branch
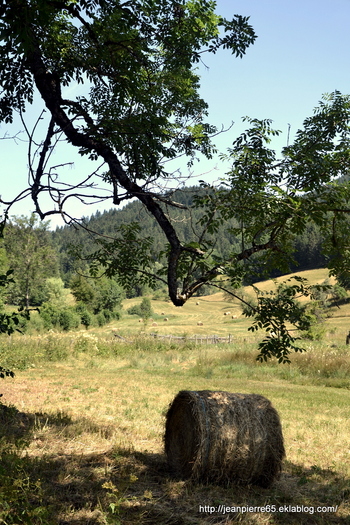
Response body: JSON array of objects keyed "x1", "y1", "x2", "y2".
[{"x1": 26, "y1": 32, "x2": 186, "y2": 304}]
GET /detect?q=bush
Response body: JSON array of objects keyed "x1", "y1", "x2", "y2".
[
  {"x1": 112, "y1": 309, "x2": 122, "y2": 321},
  {"x1": 80, "y1": 310, "x2": 92, "y2": 329},
  {"x1": 102, "y1": 309, "x2": 112, "y2": 323},
  {"x1": 96, "y1": 312, "x2": 106, "y2": 327},
  {"x1": 39, "y1": 303, "x2": 61, "y2": 329},
  {"x1": 39, "y1": 304, "x2": 80, "y2": 331},
  {"x1": 127, "y1": 297, "x2": 153, "y2": 319},
  {"x1": 58, "y1": 309, "x2": 80, "y2": 331},
  {"x1": 75, "y1": 303, "x2": 92, "y2": 329}
]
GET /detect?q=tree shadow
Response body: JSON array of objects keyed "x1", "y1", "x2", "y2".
[
  {"x1": 0, "y1": 405, "x2": 349, "y2": 524},
  {"x1": 0, "y1": 403, "x2": 73, "y2": 443},
  {"x1": 116, "y1": 452, "x2": 350, "y2": 525}
]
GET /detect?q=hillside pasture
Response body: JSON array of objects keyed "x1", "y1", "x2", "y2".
[
  {"x1": 0, "y1": 269, "x2": 350, "y2": 524},
  {"x1": 119, "y1": 268, "x2": 348, "y2": 344},
  {"x1": 121, "y1": 293, "x2": 244, "y2": 337},
  {"x1": 0, "y1": 331, "x2": 350, "y2": 524}
]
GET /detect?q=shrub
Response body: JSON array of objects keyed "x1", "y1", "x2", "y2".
[
  {"x1": 75, "y1": 303, "x2": 92, "y2": 329},
  {"x1": 58, "y1": 309, "x2": 80, "y2": 331},
  {"x1": 39, "y1": 303, "x2": 61, "y2": 329},
  {"x1": 39, "y1": 303, "x2": 81, "y2": 331},
  {"x1": 80, "y1": 310, "x2": 92, "y2": 329},
  {"x1": 114, "y1": 309, "x2": 122, "y2": 321},
  {"x1": 96, "y1": 312, "x2": 107, "y2": 327},
  {"x1": 127, "y1": 297, "x2": 153, "y2": 319},
  {"x1": 102, "y1": 309, "x2": 112, "y2": 323}
]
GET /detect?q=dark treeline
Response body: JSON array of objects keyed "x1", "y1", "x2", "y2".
[
  {"x1": 52, "y1": 185, "x2": 326, "y2": 286},
  {"x1": 0, "y1": 186, "x2": 331, "y2": 333},
  {"x1": 0, "y1": 186, "x2": 327, "y2": 317}
]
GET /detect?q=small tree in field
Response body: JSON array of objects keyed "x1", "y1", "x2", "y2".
[
  {"x1": 3, "y1": 214, "x2": 58, "y2": 308},
  {"x1": 127, "y1": 297, "x2": 153, "y2": 319}
]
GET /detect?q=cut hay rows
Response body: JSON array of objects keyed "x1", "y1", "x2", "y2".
[{"x1": 164, "y1": 390, "x2": 285, "y2": 487}]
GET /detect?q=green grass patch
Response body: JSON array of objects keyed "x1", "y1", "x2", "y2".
[
  {"x1": 0, "y1": 351, "x2": 349, "y2": 524},
  {"x1": 0, "y1": 269, "x2": 350, "y2": 524}
]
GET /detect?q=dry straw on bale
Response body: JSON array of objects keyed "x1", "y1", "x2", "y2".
[{"x1": 164, "y1": 390, "x2": 285, "y2": 487}]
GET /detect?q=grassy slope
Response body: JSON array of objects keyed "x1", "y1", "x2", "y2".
[
  {"x1": 0, "y1": 268, "x2": 349, "y2": 524},
  {"x1": 118, "y1": 268, "x2": 348, "y2": 342},
  {"x1": 1, "y1": 351, "x2": 349, "y2": 524}
]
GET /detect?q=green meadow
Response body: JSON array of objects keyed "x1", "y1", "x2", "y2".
[{"x1": 0, "y1": 269, "x2": 349, "y2": 524}]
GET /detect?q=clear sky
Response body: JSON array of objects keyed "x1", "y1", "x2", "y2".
[{"x1": 1, "y1": 0, "x2": 350, "y2": 228}]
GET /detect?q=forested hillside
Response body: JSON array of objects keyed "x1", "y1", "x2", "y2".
[
  {"x1": 52, "y1": 185, "x2": 326, "y2": 285},
  {"x1": 0, "y1": 184, "x2": 328, "y2": 322}
]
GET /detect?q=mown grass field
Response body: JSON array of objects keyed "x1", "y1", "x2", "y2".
[
  {"x1": 114, "y1": 269, "x2": 345, "y2": 339},
  {"x1": 0, "y1": 269, "x2": 349, "y2": 524}
]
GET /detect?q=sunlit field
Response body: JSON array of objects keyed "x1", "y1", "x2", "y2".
[{"x1": 0, "y1": 269, "x2": 349, "y2": 524}]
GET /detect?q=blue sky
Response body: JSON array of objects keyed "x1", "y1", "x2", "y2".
[
  {"x1": 1, "y1": 0, "x2": 350, "y2": 228},
  {"x1": 199, "y1": 0, "x2": 350, "y2": 153}
]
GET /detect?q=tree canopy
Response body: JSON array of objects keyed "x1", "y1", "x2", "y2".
[
  {"x1": 0, "y1": 0, "x2": 257, "y2": 302},
  {"x1": 3, "y1": 214, "x2": 59, "y2": 308},
  {"x1": 1, "y1": 0, "x2": 350, "y2": 361}
]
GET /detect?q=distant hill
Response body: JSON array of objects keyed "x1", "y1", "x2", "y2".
[
  {"x1": 52, "y1": 185, "x2": 326, "y2": 284},
  {"x1": 52, "y1": 186, "x2": 240, "y2": 281}
]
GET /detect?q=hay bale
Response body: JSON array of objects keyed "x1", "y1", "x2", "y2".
[
  {"x1": 164, "y1": 390, "x2": 285, "y2": 487},
  {"x1": 197, "y1": 321, "x2": 203, "y2": 326}
]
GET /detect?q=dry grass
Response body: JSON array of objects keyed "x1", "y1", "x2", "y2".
[
  {"x1": 0, "y1": 348, "x2": 349, "y2": 524},
  {"x1": 244, "y1": 268, "x2": 335, "y2": 295},
  {"x1": 0, "y1": 268, "x2": 350, "y2": 523},
  {"x1": 115, "y1": 268, "x2": 349, "y2": 341}
]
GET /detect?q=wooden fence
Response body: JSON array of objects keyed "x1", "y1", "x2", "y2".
[{"x1": 148, "y1": 333, "x2": 233, "y2": 344}]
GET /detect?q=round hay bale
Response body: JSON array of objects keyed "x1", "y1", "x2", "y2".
[{"x1": 164, "y1": 390, "x2": 285, "y2": 487}]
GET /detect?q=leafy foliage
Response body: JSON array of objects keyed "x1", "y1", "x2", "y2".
[
  {"x1": 1, "y1": 1, "x2": 350, "y2": 360},
  {"x1": 70, "y1": 271, "x2": 124, "y2": 314},
  {"x1": 0, "y1": 270, "x2": 30, "y2": 384},
  {"x1": 127, "y1": 297, "x2": 153, "y2": 319},
  {"x1": 245, "y1": 278, "x2": 316, "y2": 363},
  {"x1": 3, "y1": 215, "x2": 59, "y2": 308}
]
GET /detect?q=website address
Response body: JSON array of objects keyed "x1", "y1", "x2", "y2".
[{"x1": 199, "y1": 504, "x2": 338, "y2": 515}]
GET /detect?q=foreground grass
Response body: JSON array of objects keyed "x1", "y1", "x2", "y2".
[{"x1": 0, "y1": 331, "x2": 349, "y2": 524}]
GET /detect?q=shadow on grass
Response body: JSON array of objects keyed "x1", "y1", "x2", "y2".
[{"x1": 0, "y1": 405, "x2": 349, "y2": 525}]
